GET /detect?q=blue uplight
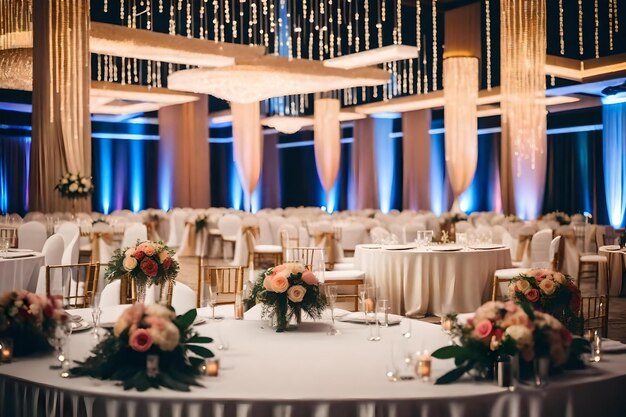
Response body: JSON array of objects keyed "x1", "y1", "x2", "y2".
[
  {"x1": 98, "y1": 139, "x2": 112, "y2": 214},
  {"x1": 430, "y1": 134, "x2": 446, "y2": 215},
  {"x1": 373, "y1": 118, "x2": 395, "y2": 213},
  {"x1": 230, "y1": 163, "x2": 243, "y2": 210},
  {"x1": 129, "y1": 139, "x2": 144, "y2": 212},
  {"x1": 603, "y1": 101, "x2": 626, "y2": 227}
]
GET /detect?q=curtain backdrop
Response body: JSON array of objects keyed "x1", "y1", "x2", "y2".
[
  {"x1": 231, "y1": 101, "x2": 263, "y2": 212},
  {"x1": 602, "y1": 102, "x2": 626, "y2": 227},
  {"x1": 158, "y1": 96, "x2": 210, "y2": 210},
  {"x1": 314, "y1": 98, "x2": 341, "y2": 201},
  {"x1": 349, "y1": 117, "x2": 378, "y2": 210},
  {"x1": 210, "y1": 140, "x2": 242, "y2": 209},
  {"x1": 260, "y1": 132, "x2": 281, "y2": 209},
  {"x1": 0, "y1": 136, "x2": 30, "y2": 215},
  {"x1": 461, "y1": 133, "x2": 502, "y2": 213},
  {"x1": 402, "y1": 110, "x2": 432, "y2": 211},
  {"x1": 30, "y1": 0, "x2": 91, "y2": 212}
]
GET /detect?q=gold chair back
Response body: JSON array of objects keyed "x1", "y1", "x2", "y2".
[
  {"x1": 0, "y1": 227, "x2": 17, "y2": 248},
  {"x1": 284, "y1": 246, "x2": 322, "y2": 269},
  {"x1": 580, "y1": 294, "x2": 609, "y2": 338},
  {"x1": 196, "y1": 261, "x2": 244, "y2": 308},
  {"x1": 490, "y1": 274, "x2": 512, "y2": 301},
  {"x1": 45, "y1": 262, "x2": 100, "y2": 308}
]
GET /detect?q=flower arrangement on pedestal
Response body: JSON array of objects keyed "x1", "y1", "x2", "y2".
[
  {"x1": 105, "y1": 241, "x2": 179, "y2": 303},
  {"x1": 55, "y1": 172, "x2": 94, "y2": 199},
  {"x1": 431, "y1": 301, "x2": 587, "y2": 384},
  {"x1": 542, "y1": 211, "x2": 571, "y2": 225},
  {"x1": 194, "y1": 213, "x2": 208, "y2": 231},
  {"x1": 0, "y1": 290, "x2": 67, "y2": 356},
  {"x1": 250, "y1": 262, "x2": 327, "y2": 332},
  {"x1": 71, "y1": 305, "x2": 213, "y2": 391}
]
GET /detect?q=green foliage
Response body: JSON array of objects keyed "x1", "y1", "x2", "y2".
[{"x1": 71, "y1": 309, "x2": 213, "y2": 391}]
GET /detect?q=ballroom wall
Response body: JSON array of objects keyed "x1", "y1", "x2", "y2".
[{"x1": 0, "y1": 100, "x2": 619, "y2": 225}]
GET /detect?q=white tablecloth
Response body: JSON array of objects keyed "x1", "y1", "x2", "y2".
[
  {"x1": 354, "y1": 245, "x2": 512, "y2": 316},
  {"x1": 598, "y1": 247, "x2": 625, "y2": 296},
  {"x1": 0, "y1": 252, "x2": 44, "y2": 293},
  {"x1": 1, "y1": 305, "x2": 626, "y2": 417}
]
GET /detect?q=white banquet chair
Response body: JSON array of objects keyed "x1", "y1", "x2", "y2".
[
  {"x1": 166, "y1": 209, "x2": 188, "y2": 248},
  {"x1": 34, "y1": 234, "x2": 65, "y2": 294},
  {"x1": 17, "y1": 221, "x2": 47, "y2": 252},
  {"x1": 121, "y1": 223, "x2": 148, "y2": 248},
  {"x1": 218, "y1": 214, "x2": 242, "y2": 259},
  {"x1": 168, "y1": 282, "x2": 197, "y2": 314},
  {"x1": 370, "y1": 226, "x2": 391, "y2": 243},
  {"x1": 57, "y1": 222, "x2": 80, "y2": 265}
]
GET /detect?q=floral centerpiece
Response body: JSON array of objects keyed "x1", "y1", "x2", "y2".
[
  {"x1": 71, "y1": 305, "x2": 213, "y2": 391},
  {"x1": 431, "y1": 301, "x2": 587, "y2": 384},
  {"x1": 249, "y1": 262, "x2": 327, "y2": 332},
  {"x1": 55, "y1": 172, "x2": 94, "y2": 199},
  {"x1": 543, "y1": 211, "x2": 571, "y2": 225},
  {"x1": 0, "y1": 290, "x2": 67, "y2": 356},
  {"x1": 508, "y1": 269, "x2": 582, "y2": 333},
  {"x1": 105, "y1": 240, "x2": 179, "y2": 303},
  {"x1": 194, "y1": 213, "x2": 208, "y2": 231}
]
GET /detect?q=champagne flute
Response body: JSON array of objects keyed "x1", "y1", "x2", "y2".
[
  {"x1": 325, "y1": 284, "x2": 340, "y2": 335},
  {"x1": 90, "y1": 290, "x2": 102, "y2": 340},
  {"x1": 358, "y1": 284, "x2": 367, "y2": 316},
  {"x1": 48, "y1": 319, "x2": 72, "y2": 369},
  {"x1": 208, "y1": 284, "x2": 218, "y2": 320}
]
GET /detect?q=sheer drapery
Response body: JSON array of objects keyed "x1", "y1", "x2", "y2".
[
  {"x1": 158, "y1": 96, "x2": 210, "y2": 209},
  {"x1": 30, "y1": 0, "x2": 91, "y2": 212},
  {"x1": 0, "y1": 136, "x2": 30, "y2": 214},
  {"x1": 443, "y1": 57, "x2": 479, "y2": 205},
  {"x1": 260, "y1": 132, "x2": 281, "y2": 208},
  {"x1": 603, "y1": 102, "x2": 626, "y2": 227},
  {"x1": 231, "y1": 101, "x2": 263, "y2": 212},
  {"x1": 402, "y1": 110, "x2": 432, "y2": 211},
  {"x1": 349, "y1": 117, "x2": 378, "y2": 210},
  {"x1": 314, "y1": 98, "x2": 341, "y2": 203}
]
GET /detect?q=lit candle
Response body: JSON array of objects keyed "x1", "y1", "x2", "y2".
[
  {"x1": 417, "y1": 350, "x2": 431, "y2": 381},
  {"x1": 234, "y1": 293, "x2": 244, "y2": 320},
  {"x1": 204, "y1": 359, "x2": 219, "y2": 377},
  {"x1": 0, "y1": 339, "x2": 13, "y2": 363},
  {"x1": 365, "y1": 298, "x2": 375, "y2": 313}
]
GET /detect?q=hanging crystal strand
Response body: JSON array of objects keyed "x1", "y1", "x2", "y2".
[
  {"x1": 212, "y1": 0, "x2": 219, "y2": 41},
  {"x1": 408, "y1": 59, "x2": 414, "y2": 94},
  {"x1": 392, "y1": 61, "x2": 398, "y2": 96},
  {"x1": 609, "y1": 0, "x2": 614, "y2": 51},
  {"x1": 396, "y1": 0, "x2": 402, "y2": 44},
  {"x1": 382, "y1": 0, "x2": 386, "y2": 22},
  {"x1": 127, "y1": 58, "x2": 132, "y2": 84},
  {"x1": 271, "y1": 0, "x2": 277, "y2": 52},
  {"x1": 363, "y1": 0, "x2": 370, "y2": 50},
  {"x1": 133, "y1": 58, "x2": 138, "y2": 83},
  {"x1": 615, "y1": 0, "x2": 619, "y2": 33},
  {"x1": 558, "y1": 0, "x2": 564, "y2": 54},
  {"x1": 431, "y1": 0, "x2": 438, "y2": 91},
  {"x1": 157, "y1": 61, "x2": 162, "y2": 87},
  {"x1": 120, "y1": 0, "x2": 125, "y2": 22},
  {"x1": 185, "y1": 0, "x2": 192, "y2": 37},
  {"x1": 594, "y1": 0, "x2": 599, "y2": 58},
  {"x1": 147, "y1": 59, "x2": 152, "y2": 86},
  {"x1": 402, "y1": 60, "x2": 408, "y2": 94},
  {"x1": 354, "y1": 0, "x2": 360, "y2": 52},
  {"x1": 347, "y1": 0, "x2": 353, "y2": 50},
  {"x1": 423, "y1": 36, "x2": 429, "y2": 93},
  {"x1": 376, "y1": 0, "x2": 383, "y2": 48},
  {"x1": 104, "y1": 0, "x2": 109, "y2": 13},
  {"x1": 485, "y1": 0, "x2": 492, "y2": 90},
  {"x1": 113, "y1": 56, "x2": 118, "y2": 82},
  {"x1": 103, "y1": 55, "x2": 109, "y2": 82},
  {"x1": 97, "y1": 54, "x2": 102, "y2": 81},
  {"x1": 146, "y1": 0, "x2": 152, "y2": 30},
  {"x1": 159, "y1": 0, "x2": 163, "y2": 13},
  {"x1": 578, "y1": 0, "x2": 583, "y2": 55},
  {"x1": 121, "y1": 57, "x2": 126, "y2": 84}
]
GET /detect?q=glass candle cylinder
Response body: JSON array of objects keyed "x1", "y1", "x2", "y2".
[
  {"x1": 204, "y1": 358, "x2": 219, "y2": 377},
  {"x1": 234, "y1": 293, "x2": 244, "y2": 320},
  {"x1": 0, "y1": 338, "x2": 13, "y2": 363},
  {"x1": 417, "y1": 350, "x2": 431, "y2": 381}
]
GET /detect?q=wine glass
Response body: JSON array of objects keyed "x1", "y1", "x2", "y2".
[
  {"x1": 440, "y1": 304, "x2": 456, "y2": 344},
  {"x1": 48, "y1": 319, "x2": 72, "y2": 369},
  {"x1": 90, "y1": 291, "x2": 102, "y2": 340},
  {"x1": 0, "y1": 237, "x2": 9, "y2": 255},
  {"x1": 202, "y1": 280, "x2": 218, "y2": 320},
  {"x1": 358, "y1": 284, "x2": 367, "y2": 316},
  {"x1": 325, "y1": 284, "x2": 340, "y2": 335},
  {"x1": 312, "y1": 249, "x2": 326, "y2": 283}
]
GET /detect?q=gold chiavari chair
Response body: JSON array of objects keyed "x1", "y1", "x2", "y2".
[
  {"x1": 244, "y1": 229, "x2": 282, "y2": 269},
  {"x1": 577, "y1": 227, "x2": 608, "y2": 290},
  {"x1": 284, "y1": 246, "x2": 319, "y2": 268},
  {"x1": 490, "y1": 274, "x2": 513, "y2": 302},
  {"x1": 280, "y1": 230, "x2": 300, "y2": 259},
  {"x1": 196, "y1": 260, "x2": 244, "y2": 308},
  {"x1": 580, "y1": 294, "x2": 609, "y2": 338},
  {"x1": 0, "y1": 227, "x2": 18, "y2": 248},
  {"x1": 45, "y1": 262, "x2": 100, "y2": 308}
]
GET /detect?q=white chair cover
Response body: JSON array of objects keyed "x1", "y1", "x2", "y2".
[
  {"x1": 17, "y1": 221, "x2": 47, "y2": 252},
  {"x1": 529, "y1": 228, "x2": 553, "y2": 268},
  {"x1": 169, "y1": 282, "x2": 197, "y2": 314},
  {"x1": 121, "y1": 223, "x2": 148, "y2": 248},
  {"x1": 166, "y1": 209, "x2": 188, "y2": 248},
  {"x1": 57, "y1": 222, "x2": 80, "y2": 265},
  {"x1": 34, "y1": 234, "x2": 65, "y2": 295}
]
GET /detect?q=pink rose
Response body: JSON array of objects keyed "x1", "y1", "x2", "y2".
[
  {"x1": 301, "y1": 270, "x2": 318, "y2": 285},
  {"x1": 129, "y1": 328, "x2": 153, "y2": 352},
  {"x1": 133, "y1": 250, "x2": 146, "y2": 261},
  {"x1": 269, "y1": 275, "x2": 289, "y2": 293},
  {"x1": 263, "y1": 275, "x2": 272, "y2": 290},
  {"x1": 272, "y1": 264, "x2": 287, "y2": 274},
  {"x1": 140, "y1": 258, "x2": 159, "y2": 277},
  {"x1": 142, "y1": 245, "x2": 156, "y2": 257},
  {"x1": 473, "y1": 320, "x2": 493, "y2": 339},
  {"x1": 525, "y1": 288, "x2": 540, "y2": 302}
]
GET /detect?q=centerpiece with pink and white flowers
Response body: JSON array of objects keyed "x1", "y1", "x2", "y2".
[
  {"x1": 250, "y1": 262, "x2": 327, "y2": 332},
  {"x1": 508, "y1": 269, "x2": 582, "y2": 333},
  {"x1": 54, "y1": 172, "x2": 94, "y2": 200},
  {"x1": 105, "y1": 240, "x2": 179, "y2": 303},
  {"x1": 431, "y1": 301, "x2": 587, "y2": 384},
  {"x1": 0, "y1": 290, "x2": 67, "y2": 356},
  {"x1": 71, "y1": 305, "x2": 213, "y2": 391}
]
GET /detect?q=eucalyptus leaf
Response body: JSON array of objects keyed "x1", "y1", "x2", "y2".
[
  {"x1": 177, "y1": 309, "x2": 197, "y2": 329},
  {"x1": 187, "y1": 335, "x2": 213, "y2": 344},
  {"x1": 187, "y1": 344, "x2": 214, "y2": 358},
  {"x1": 432, "y1": 345, "x2": 466, "y2": 359},
  {"x1": 434, "y1": 366, "x2": 468, "y2": 385}
]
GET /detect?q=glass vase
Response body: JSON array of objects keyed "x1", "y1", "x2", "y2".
[{"x1": 135, "y1": 282, "x2": 147, "y2": 304}]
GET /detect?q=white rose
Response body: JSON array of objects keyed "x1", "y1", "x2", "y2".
[
  {"x1": 287, "y1": 285, "x2": 306, "y2": 303},
  {"x1": 285, "y1": 262, "x2": 305, "y2": 274},
  {"x1": 505, "y1": 325, "x2": 533, "y2": 348},
  {"x1": 70, "y1": 174, "x2": 77, "y2": 181},
  {"x1": 147, "y1": 319, "x2": 180, "y2": 352},
  {"x1": 69, "y1": 183, "x2": 79, "y2": 192},
  {"x1": 539, "y1": 279, "x2": 557, "y2": 295},
  {"x1": 516, "y1": 279, "x2": 531, "y2": 293},
  {"x1": 29, "y1": 303, "x2": 41, "y2": 316},
  {"x1": 122, "y1": 256, "x2": 138, "y2": 271},
  {"x1": 553, "y1": 273, "x2": 566, "y2": 284},
  {"x1": 61, "y1": 178, "x2": 69, "y2": 185},
  {"x1": 145, "y1": 304, "x2": 176, "y2": 320},
  {"x1": 81, "y1": 177, "x2": 89, "y2": 185},
  {"x1": 125, "y1": 248, "x2": 135, "y2": 257}
]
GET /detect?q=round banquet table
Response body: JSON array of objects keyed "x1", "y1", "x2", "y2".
[
  {"x1": 0, "y1": 251, "x2": 45, "y2": 293},
  {"x1": 354, "y1": 244, "x2": 512, "y2": 316},
  {"x1": 1, "y1": 305, "x2": 626, "y2": 417},
  {"x1": 598, "y1": 246, "x2": 626, "y2": 296}
]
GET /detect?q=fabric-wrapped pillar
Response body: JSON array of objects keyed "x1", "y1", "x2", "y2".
[
  {"x1": 349, "y1": 117, "x2": 378, "y2": 210},
  {"x1": 501, "y1": 0, "x2": 547, "y2": 219},
  {"x1": 30, "y1": 0, "x2": 92, "y2": 212},
  {"x1": 158, "y1": 96, "x2": 210, "y2": 209},
  {"x1": 231, "y1": 101, "x2": 263, "y2": 212},
  {"x1": 603, "y1": 102, "x2": 626, "y2": 228},
  {"x1": 402, "y1": 110, "x2": 432, "y2": 211},
  {"x1": 443, "y1": 3, "x2": 480, "y2": 213},
  {"x1": 314, "y1": 98, "x2": 341, "y2": 208}
]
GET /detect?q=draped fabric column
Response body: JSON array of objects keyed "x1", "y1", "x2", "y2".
[
  {"x1": 603, "y1": 102, "x2": 626, "y2": 227},
  {"x1": 231, "y1": 101, "x2": 263, "y2": 212},
  {"x1": 501, "y1": 0, "x2": 547, "y2": 220},
  {"x1": 261, "y1": 132, "x2": 281, "y2": 208},
  {"x1": 443, "y1": 3, "x2": 480, "y2": 212},
  {"x1": 30, "y1": 0, "x2": 91, "y2": 212},
  {"x1": 158, "y1": 96, "x2": 210, "y2": 209},
  {"x1": 402, "y1": 110, "x2": 432, "y2": 211},
  {"x1": 349, "y1": 117, "x2": 378, "y2": 210},
  {"x1": 314, "y1": 98, "x2": 341, "y2": 206}
]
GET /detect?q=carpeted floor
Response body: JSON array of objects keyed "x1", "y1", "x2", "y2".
[{"x1": 176, "y1": 256, "x2": 626, "y2": 343}]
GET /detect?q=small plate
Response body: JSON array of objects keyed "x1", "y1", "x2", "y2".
[
  {"x1": 382, "y1": 244, "x2": 416, "y2": 251},
  {"x1": 193, "y1": 317, "x2": 207, "y2": 326},
  {"x1": 70, "y1": 320, "x2": 93, "y2": 332},
  {"x1": 361, "y1": 245, "x2": 382, "y2": 249},
  {"x1": 468, "y1": 244, "x2": 506, "y2": 250},
  {"x1": 431, "y1": 245, "x2": 463, "y2": 252}
]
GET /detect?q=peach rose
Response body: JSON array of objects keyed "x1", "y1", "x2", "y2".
[
  {"x1": 114, "y1": 304, "x2": 145, "y2": 336},
  {"x1": 145, "y1": 316, "x2": 180, "y2": 351},
  {"x1": 123, "y1": 256, "x2": 138, "y2": 271},
  {"x1": 539, "y1": 279, "x2": 557, "y2": 295},
  {"x1": 301, "y1": 270, "x2": 318, "y2": 285},
  {"x1": 145, "y1": 303, "x2": 176, "y2": 320},
  {"x1": 473, "y1": 320, "x2": 493, "y2": 339},
  {"x1": 159, "y1": 249, "x2": 169, "y2": 262},
  {"x1": 287, "y1": 285, "x2": 306, "y2": 303},
  {"x1": 125, "y1": 248, "x2": 135, "y2": 257},
  {"x1": 129, "y1": 328, "x2": 153, "y2": 352},
  {"x1": 516, "y1": 279, "x2": 531, "y2": 293},
  {"x1": 269, "y1": 274, "x2": 289, "y2": 293},
  {"x1": 553, "y1": 272, "x2": 566, "y2": 284}
]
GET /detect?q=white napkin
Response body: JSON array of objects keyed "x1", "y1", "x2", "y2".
[{"x1": 338, "y1": 312, "x2": 403, "y2": 325}]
